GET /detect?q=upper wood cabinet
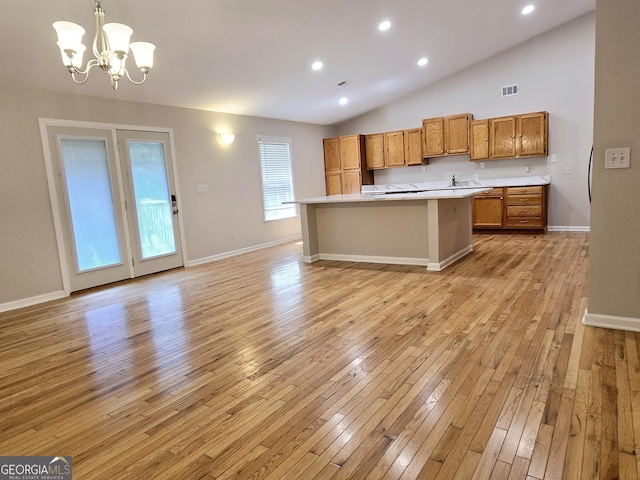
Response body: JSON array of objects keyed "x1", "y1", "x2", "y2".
[
  {"x1": 518, "y1": 112, "x2": 548, "y2": 157},
  {"x1": 489, "y1": 116, "x2": 517, "y2": 159},
  {"x1": 323, "y1": 135, "x2": 372, "y2": 195},
  {"x1": 365, "y1": 134, "x2": 385, "y2": 169},
  {"x1": 489, "y1": 112, "x2": 547, "y2": 160},
  {"x1": 385, "y1": 131, "x2": 406, "y2": 167},
  {"x1": 365, "y1": 131, "x2": 411, "y2": 169},
  {"x1": 422, "y1": 113, "x2": 471, "y2": 158},
  {"x1": 340, "y1": 134, "x2": 364, "y2": 170},
  {"x1": 423, "y1": 117, "x2": 445, "y2": 157},
  {"x1": 323, "y1": 137, "x2": 342, "y2": 173},
  {"x1": 470, "y1": 120, "x2": 490, "y2": 161},
  {"x1": 405, "y1": 128, "x2": 424, "y2": 166}
]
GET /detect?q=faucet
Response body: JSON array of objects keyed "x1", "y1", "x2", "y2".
[{"x1": 451, "y1": 174, "x2": 456, "y2": 187}]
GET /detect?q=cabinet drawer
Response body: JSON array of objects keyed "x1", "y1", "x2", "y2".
[
  {"x1": 506, "y1": 217, "x2": 544, "y2": 228},
  {"x1": 507, "y1": 186, "x2": 543, "y2": 196},
  {"x1": 507, "y1": 194, "x2": 541, "y2": 206},
  {"x1": 474, "y1": 187, "x2": 504, "y2": 197},
  {"x1": 507, "y1": 205, "x2": 542, "y2": 217}
]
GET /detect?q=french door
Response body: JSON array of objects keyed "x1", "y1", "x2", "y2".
[{"x1": 46, "y1": 125, "x2": 183, "y2": 292}]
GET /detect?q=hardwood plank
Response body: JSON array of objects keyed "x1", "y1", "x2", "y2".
[{"x1": 2, "y1": 232, "x2": 630, "y2": 480}]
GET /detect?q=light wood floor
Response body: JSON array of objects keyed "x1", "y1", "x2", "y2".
[{"x1": 1, "y1": 232, "x2": 636, "y2": 479}]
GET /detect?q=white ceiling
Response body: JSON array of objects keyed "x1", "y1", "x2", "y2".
[{"x1": 0, "y1": 0, "x2": 595, "y2": 125}]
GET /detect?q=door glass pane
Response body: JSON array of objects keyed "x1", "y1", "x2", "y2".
[
  {"x1": 128, "y1": 141, "x2": 176, "y2": 259},
  {"x1": 60, "y1": 138, "x2": 122, "y2": 271}
]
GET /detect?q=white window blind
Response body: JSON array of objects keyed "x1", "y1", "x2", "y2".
[{"x1": 258, "y1": 136, "x2": 296, "y2": 221}]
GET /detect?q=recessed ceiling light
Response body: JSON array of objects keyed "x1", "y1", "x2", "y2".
[
  {"x1": 311, "y1": 61, "x2": 323, "y2": 71},
  {"x1": 339, "y1": 97, "x2": 349, "y2": 105},
  {"x1": 417, "y1": 57, "x2": 429, "y2": 67},
  {"x1": 522, "y1": 5, "x2": 535, "y2": 14},
  {"x1": 378, "y1": 20, "x2": 391, "y2": 31}
]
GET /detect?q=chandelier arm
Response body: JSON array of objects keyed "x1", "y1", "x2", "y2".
[
  {"x1": 70, "y1": 71, "x2": 90, "y2": 85},
  {"x1": 69, "y1": 58, "x2": 100, "y2": 77},
  {"x1": 123, "y1": 68, "x2": 149, "y2": 85},
  {"x1": 68, "y1": 58, "x2": 101, "y2": 84}
]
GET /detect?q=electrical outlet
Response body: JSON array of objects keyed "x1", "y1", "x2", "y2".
[
  {"x1": 605, "y1": 147, "x2": 631, "y2": 169},
  {"x1": 565, "y1": 166, "x2": 571, "y2": 174},
  {"x1": 545, "y1": 165, "x2": 551, "y2": 173},
  {"x1": 525, "y1": 165, "x2": 530, "y2": 175},
  {"x1": 232, "y1": 232, "x2": 237, "y2": 241}
]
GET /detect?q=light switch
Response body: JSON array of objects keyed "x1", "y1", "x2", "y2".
[
  {"x1": 605, "y1": 148, "x2": 630, "y2": 169},
  {"x1": 197, "y1": 184, "x2": 209, "y2": 193}
]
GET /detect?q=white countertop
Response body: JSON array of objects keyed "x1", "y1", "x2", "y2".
[
  {"x1": 295, "y1": 187, "x2": 490, "y2": 205},
  {"x1": 361, "y1": 175, "x2": 550, "y2": 194}
]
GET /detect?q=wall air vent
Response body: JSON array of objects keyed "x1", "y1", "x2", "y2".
[{"x1": 502, "y1": 84, "x2": 519, "y2": 97}]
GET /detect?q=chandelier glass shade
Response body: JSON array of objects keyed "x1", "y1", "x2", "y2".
[{"x1": 53, "y1": 0, "x2": 155, "y2": 90}]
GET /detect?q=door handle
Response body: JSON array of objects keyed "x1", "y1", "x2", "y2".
[{"x1": 171, "y1": 194, "x2": 178, "y2": 214}]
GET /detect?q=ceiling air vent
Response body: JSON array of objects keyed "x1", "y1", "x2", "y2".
[
  {"x1": 502, "y1": 84, "x2": 519, "y2": 97},
  {"x1": 337, "y1": 80, "x2": 351, "y2": 87}
]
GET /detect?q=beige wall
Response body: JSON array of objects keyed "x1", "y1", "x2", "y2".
[
  {"x1": 587, "y1": 0, "x2": 640, "y2": 322},
  {"x1": 0, "y1": 85, "x2": 334, "y2": 307}
]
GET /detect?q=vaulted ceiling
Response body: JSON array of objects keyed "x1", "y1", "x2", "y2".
[{"x1": 0, "y1": 0, "x2": 595, "y2": 125}]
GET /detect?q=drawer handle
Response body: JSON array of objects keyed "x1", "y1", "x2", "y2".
[
  {"x1": 520, "y1": 220, "x2": 529, "y2": 224},
  {"x1": 521, "y1": 209, "x2": 529, "y2": 213}
]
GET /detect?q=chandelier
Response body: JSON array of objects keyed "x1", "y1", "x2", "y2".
[{"x1": 53, "y1": 0, "x2": 155, "y2": 90}]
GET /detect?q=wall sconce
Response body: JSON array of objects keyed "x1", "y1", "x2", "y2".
[{"x1": 219, "y1": 133, "x2": 235, "y2": 144}]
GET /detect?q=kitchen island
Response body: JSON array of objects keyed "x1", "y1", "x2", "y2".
[{"x1": 296, "y1": 188, "x2": 489, "y2": 271}]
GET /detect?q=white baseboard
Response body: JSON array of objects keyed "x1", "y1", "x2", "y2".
[
  {"x1": 302, "y1": 254, "x2": 320, "y2": 263},
  {"x1": 547, "y1": 226, "x2": 590, "y2": 232},
  {"x1": 0, "y1": 290, "x2": 67, "y2": 313},
  {"x1": 428, "y1": 245, "x2": 473, "y2": 272},
  {"x1": 583, "y1": 309, "x2": 640, "y2": 332},
  {"x1": 186, "y1": 235, "x2": 302, "y2": 267},
  {"x1": 316, "y1": 253, "x2": 429, "y2": 267}
]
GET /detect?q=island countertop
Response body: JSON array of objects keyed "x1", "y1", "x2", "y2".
[{"x1": 295, "y1": 187, "x2": 490, "y2": 205}]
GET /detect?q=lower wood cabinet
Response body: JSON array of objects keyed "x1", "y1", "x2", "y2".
[
  {"x1": 505, "y1": 186, "x2": 546, "y2": 228},
  {"x1": 472, "y1": 188, "x2": 504, "y2": 228},
  {"x1": 473, "y1": 184, "x2": 548, "y2": 231}
]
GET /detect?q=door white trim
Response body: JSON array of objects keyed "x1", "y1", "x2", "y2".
[{"x1": 39, "y1": 118, "x2": 187, "y2": 296}]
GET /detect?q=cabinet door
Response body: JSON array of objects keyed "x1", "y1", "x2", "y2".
[
  {"x1": 342, "y1": 171, "x2": 361, "y2": 194},
  {"x1": 423, "y1": 118, "x2": 445, "y2": 157},
  {"x1": 323, "y1": 138, "x2": 341, "y2": 173},
  {"x1": 340, "y1": 134, "x2": 361, "y2": 170},
  {"x1": 490, "y1": 117, "x2": 516, "y2": 158},
  {"x1": 365, "y1": 134, "x2": 385, "y2": 169},
  {"x1": 518, "y1": 112, "x2": 547, "y2": 157},
  {"x1": 325, "y1": 172, "x2": 342, "y2": 195},
  {"x1": 472, "y1": 190, "x2": 504, "y2": 228},
  {"x1": 385, "y1": 131, "x2": 406, "y2": 167},
  {"x1": 444, "y1": 114, "x2": 470, "y2": 154},
  {"x1": 470, "y1": 120, "x2": 489, "y2": 161},
  {"x1": 405, "y1": 128, "x2": 423, "y2": 166}
]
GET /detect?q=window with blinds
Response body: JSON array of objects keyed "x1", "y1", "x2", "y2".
[{"x1": 258, "y1": 136, "x2": 297, "y2": 221}]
